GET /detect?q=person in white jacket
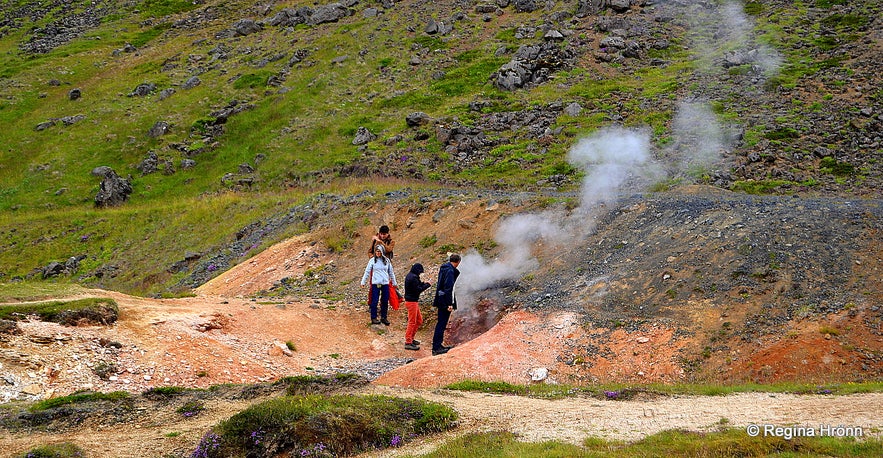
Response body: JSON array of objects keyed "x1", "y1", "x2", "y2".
[{"x1": 360, "y1": 244, "x2": 397, "y2": 325}]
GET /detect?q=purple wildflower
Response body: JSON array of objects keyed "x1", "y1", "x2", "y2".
[
  {"x1": 390, "y1": 435, "x2": 402, "y2": 447},
  {"x1": 190, "y1": 432, "x2": 221, "y2": 458},
  {"x1": 604, "y1": 390, "x2": 619, "y2": 399}
]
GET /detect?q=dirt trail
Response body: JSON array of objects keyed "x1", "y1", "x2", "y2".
[
  {"x1": 3, "y1": 387, "x2": 879, "y2": 458},
  {"x1": 358, "y1": 388, "x2": 883, "y2": 457}
]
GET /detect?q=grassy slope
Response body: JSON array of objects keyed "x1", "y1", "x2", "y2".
[{"x1": 0, "y1": 0, "x2": 879, "y2": 295}]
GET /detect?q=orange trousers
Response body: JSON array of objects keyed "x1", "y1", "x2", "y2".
[{"x1": 404, "y1": 301, "x2": 423, "y2": 344}]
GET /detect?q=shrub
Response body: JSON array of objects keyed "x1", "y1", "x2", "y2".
[
  {"x1": 198, "y1": 394, "x2": 457, "y2": 457},
  {"x1": 14, "y1": 442, "x2": 86, "y2": 458},
  {"x1": 277, "y1": 373, "x2": 367, "y2": 395},
  {"x1": 29, "y1": 391, "x2": 130, "y2": 412},
  {"x1": 419, "y1": 234, "x2": 438, "y2": 248},
  {"x1": 177, "y1": 400, "x2": 206, "y2": 418},
  {"x1": 819, "y1": 156, "x2": 855, "y2": 176},
  {"x1": 233, "y1": 71, "x2": 274, "y2": 90}
]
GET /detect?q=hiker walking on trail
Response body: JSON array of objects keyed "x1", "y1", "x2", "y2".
[
  {"x1": 403, "y1": 263, "x2": 432, "y2": 351},
  {"x1": 361, "y1": 244, "x2": 397, "y2": 326},
  {"x1": 431, "y1": 253, "x2": 460, "y2": 356},
  {"x1": 369, "y1": 225, "x2": 395, "y2": 260}
]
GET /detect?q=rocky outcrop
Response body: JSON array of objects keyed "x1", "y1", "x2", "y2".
[
  {"x1": 91, "y1": 166, "x2": 132, "y2": 207},
  {"x1": 492, "y1": 42, "x2": 576, "y2": 91}
]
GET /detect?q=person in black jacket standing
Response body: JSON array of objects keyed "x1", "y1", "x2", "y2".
[
  {"x1": 403, "y1": 263, "x2": 432, "y2": 351},
  {"x1": 431, "y1": 253, "x2": 461, "y2": 355}
]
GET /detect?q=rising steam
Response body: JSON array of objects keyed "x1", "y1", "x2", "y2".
[
  {"x1": 453, "y1": 0, "x2": 780, "y2": 307},
  {"x1": 456, "y1": 127, "x2": 657, "y2": 306}
]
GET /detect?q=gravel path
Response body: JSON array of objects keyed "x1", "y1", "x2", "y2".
[{"x1": 357, "y1": 387, "x2": 883, "y2": 457}]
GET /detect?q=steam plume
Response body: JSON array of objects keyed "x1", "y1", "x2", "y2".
[
  {"x1": 453, "y1": 1, "x2": 781, "y2": 306},
  {"x1": 457, "y1": 128, "x2": 656, "y2": 305}
]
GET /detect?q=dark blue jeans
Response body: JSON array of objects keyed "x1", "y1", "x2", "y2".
[
  {"x1": 369, "y1": 284, "x2": 390, "y2": 321},
  {"x1": 432, "y1": 306, "x2": 451, "y2": 351}
]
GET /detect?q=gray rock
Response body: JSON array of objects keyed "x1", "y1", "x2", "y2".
[
  {"x1": 406, "y1": 112, "x2": 433, "y2": 128},
  {"x1": 147, "y1": 121, "x2": 170, "y2": 138},
  {"x1": 513, "y1": 0, "x2": 538, "y2": 13},
  {"x1": 182, "y1": 76, "x2": 201, "y2": 89},
  {"x1": 137, "y1": 151, "x2": 159, "y2": 175},
  {"x1": 308, "y1": 3, "x2": 352, "y2": 25},
  {"x1": 610, "y1": 0, "x2": 631, "y2": 12},
  {"x1": 232, "y1": 19, "x2": 262, "y2": 36},
  {"x1": 92, "y1": 166, "x2": 132, "y2": 207},
  {"x1": 564, "y1": 102, "x2": 583, "y2": 117},
  {"x1": 35, "y1": 121, "x2": 56, "y2": 131},
  {"x1": 128, "y1": 83, "x2": 156, "y2": 97},
  {"x1": 58, "y1": 115, "x2": 84, "y2": 126},
  {"x1": 352, "y1": 127, "x2": 377, "y2": 145}
]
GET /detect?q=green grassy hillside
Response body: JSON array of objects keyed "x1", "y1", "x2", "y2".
[{"x1": 0, "y1": 0, "x2": 880, "y2": 295}]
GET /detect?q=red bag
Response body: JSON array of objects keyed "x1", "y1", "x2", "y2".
[{"x1": 389, "y1": 285, "x2": 400, "y2": 310}]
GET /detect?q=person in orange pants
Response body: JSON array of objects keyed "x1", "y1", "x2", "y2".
[{"x1": 403, "y1": 263, "x2": 432, "y2": 350}]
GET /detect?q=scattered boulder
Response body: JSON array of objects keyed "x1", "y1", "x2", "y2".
[
  {"x1": 492, "y1": 42, "x2": 576, "y2": 91},
  {"x1": 406, "y1": 112, "x2": 433, "y2": 128},
  {"x1": 308, "y1": 3, "x2": 353, "y2": 25},
  {"x1": 610, "y1": 0, "x2": 631, "y2": 13},
  {"x1": 266, "y1": 8, "x2": 311, "y2": 27},
  {"x1": 424, "y1": 19, "x2": 453, "y2": 35},
  {"x1": 68, "y1": 88, "x2": 81, "y2": 100},
  {"x1": 0, "y1": 320, "x2": 20, "y2": 335},
  {"x1": 147, "y1": 121, "x2": 170, "y2": 138},
  {"x1": 41, "y1": 261, "x2": 65, "y2": 279},
  {"x1": 182, "y1": 76, "x2": 201, "y2": 89},
  {"x1": 60, "y1": 115, "x2": 85, "y2": 126},
  {"x1": 722, "y1": 48, "x2": 760, "y2": 68},
  {"x1": 41, "y1": 256, "x2": 85, "y2": 279},
  {"x1": 352, "y1": 127, "x2": 377, "y2": 145},
  {"x1": 35, "y1": 120, "x2": 56, "y2": 131},
  {"x1": 529, "y1": 367, "x2": 548, "y2": 382},
  {"x1": 128, "y1": 83, "x2": 156, "y2": 97},
  {"x1": 91, "y1": 166, "x2": 132, "y2": 207},
  {"x1": 231, "y1": 19, "x2": 262, "y2": 37},
  {"x1": 563, "y1": 102, "x2": 583, "y2": 117},
  {"x1": 137, "y1": 151, "x2": 160, "y2": 175},
  {"x1": 513, "y1": 0, "x2": 539, "y2": 13}
]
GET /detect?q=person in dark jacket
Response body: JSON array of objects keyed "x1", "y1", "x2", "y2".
[
  {"x1": 431, "y1": 253, "x2": 461, "y2": 355},
  {"x1": 403, "y1": 263, "x2": 432, "y2": 350}
]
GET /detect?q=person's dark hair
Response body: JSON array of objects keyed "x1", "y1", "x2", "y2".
[
  {"x1": 449, "y1": 253, "x2": 461, "y2": 263},
  {"x1": 379, "y1": 225, "x2": 390, "y2": 234}
]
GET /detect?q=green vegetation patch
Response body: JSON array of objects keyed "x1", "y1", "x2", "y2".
[
  {"x1": 30, "y1": 390, "x2": 130, "y2": 412},
  {"x1": 13, "y1": 442, "x2": 87, "y2": 458},
  {"x1": 233, "y1": 71, "x2": 275, "y2": 90},
  {"x1": 446, "y1": 379, "x2": 883, "y2": 398},
  {"x1": 819, "y1": 156, "x2": 855, "y2": 176},
  {"x1": 419, "y1": 429, "x2": 883, "y2": 457},
  {"x1": 0, "y1": 297, "x2": 118, "y2": 325},
  {"x1": 0, "y1": 282, "x2": 90, "y2": 302},
  {"x1": 276, "y1": 373, "x2": 368, "y2": 395},
  {"x1": 140, "y1": 0, "x2": 201, "y2": 19},
  {"x1": 197, "y1": 394, "x2": 458, "y2": 457}
]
